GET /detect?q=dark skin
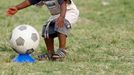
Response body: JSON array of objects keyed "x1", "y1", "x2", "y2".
[
  {"x1": 44, "y1": 1, "x2": 67, "y2": 55},
  {"x1": 6, "y1": 0, "x2": 31, "y2": 16},
  {"x1": 7, "y1": 0, "x2": 67, "y2": 58},
  {"x1": 6, "y1": 0, "x2": 67, "y2": 27}
]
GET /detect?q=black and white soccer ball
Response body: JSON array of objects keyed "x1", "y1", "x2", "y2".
[{"x1": 10, "y1": 24, "x2": 40, "y2": 54}]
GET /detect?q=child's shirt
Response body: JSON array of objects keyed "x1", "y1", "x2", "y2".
[{"x1": 29, "y1": 0, "x2": 79, "y2": 24}]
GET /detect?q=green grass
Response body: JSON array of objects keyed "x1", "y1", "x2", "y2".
[{"x1": 0, "y1": 0, "x2": 134, "y2": 75}]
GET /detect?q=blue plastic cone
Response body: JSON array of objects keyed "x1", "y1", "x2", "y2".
[{"x1": 12, "y1": 54, "x2": 36, "y2": 63}]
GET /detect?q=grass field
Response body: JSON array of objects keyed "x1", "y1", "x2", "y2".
[{"x1": 0, "y1": 0, "x2": 134, "y2": 75}]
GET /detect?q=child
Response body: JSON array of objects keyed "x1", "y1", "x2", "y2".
[{"x1": 7, "y1": 0, "x2": 79, "y2": 60}]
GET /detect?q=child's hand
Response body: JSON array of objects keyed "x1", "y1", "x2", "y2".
[
  {"x1": 56, "y1": 16, "x2": 64, "y2": 28},
  {"x1": 6, "y1": 7, "x2": 18, "y2": 16}
]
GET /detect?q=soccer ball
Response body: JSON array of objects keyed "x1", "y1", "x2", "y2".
[{"x1": 10, "y1": 24, "x2": 40, "y2": 54}]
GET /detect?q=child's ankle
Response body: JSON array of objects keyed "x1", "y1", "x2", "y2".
[{"x1": 48, "y1": 50, "x2": 55, "y2": 54}]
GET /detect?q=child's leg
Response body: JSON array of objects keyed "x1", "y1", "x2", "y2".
[
  {"x1": 52, "y1": 33, "x2": 67, "y2": 59},
  {"x1": 57, "y1": 32, "x2": 66, "y2": 49},
  {"x1": 38, "y1": 36, "x2": 55, "y2": 60},
  {"x1": 44, "y1": 36, "x2": 55, "y2": 54}
]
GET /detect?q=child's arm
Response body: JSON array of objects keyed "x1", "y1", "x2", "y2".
[
  {"x1": 56, "y1": 0, "x2": 67, "y2": 28},
  {"x1": 6, "y1": 0, "x2": 41, "y2": 16}
]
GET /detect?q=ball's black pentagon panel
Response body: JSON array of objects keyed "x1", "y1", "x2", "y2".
[
  {"x1": 16, "y1": 37, "x2": 25, "y2": 46},
  {"x1": 18, "y1": 26, "x2": 27, "y2": 31},
  {"x1": 31, "y1": 33, "x2": 38, "y2": 42}
]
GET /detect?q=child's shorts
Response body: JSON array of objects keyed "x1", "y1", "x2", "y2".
[{"x1": 42, "y1": 19, "x2": 71, "y2": 38}]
